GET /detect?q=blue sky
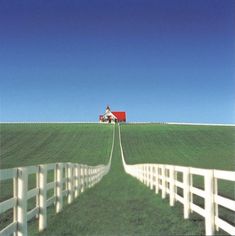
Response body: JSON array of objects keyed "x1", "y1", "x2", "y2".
[{"x1": 0, "y1": 0, "x2": 234, "y2": 123}]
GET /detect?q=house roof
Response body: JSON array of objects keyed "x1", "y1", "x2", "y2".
[
  {"x1": 99, "y1": 106, "x2": 126, "y2": 122},
  {"x1": 103, "y1": 110, "x2": 117, "y2": 120},
  {"x1": 112, "y1": 112, "x2": 126, "y2": 121}
]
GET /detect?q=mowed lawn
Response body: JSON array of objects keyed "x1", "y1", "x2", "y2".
[
  {"x1": 29, "y1": 125, "x2": 203, "y2": 236},
  {"x1": 0, "y1": 123, "x2": 113, "y2": 231},
  {"x1": 120, "y1": 123, "x2": 235, "y2": 231},
  {"x1": 0, "y1": 123, "x2": 113, "y2": 169},
  {"x1": 121, "y1": 124, "x2": 235, "y2": 170},
  {"x1": 0, "y1": 123, "x2": 234, "y2": 235}
]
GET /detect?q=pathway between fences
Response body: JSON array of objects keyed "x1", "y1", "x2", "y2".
[{"x1": 33, "y1": 125, "x2": 202, "y2": 236}]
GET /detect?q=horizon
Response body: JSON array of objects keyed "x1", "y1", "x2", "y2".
[
  {"x1": 0, "y1": 121, "x2": 234, "y2": 126},
  {"x1": 0, "y1": 0, "x2": 235, "y2": 123}
]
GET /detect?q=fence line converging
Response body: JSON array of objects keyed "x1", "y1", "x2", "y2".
[
  {"x1": 118, "y1": 124, "x2": 235, "y2": 236},
  {"x1": 1, "y1": 124, "x2": 234, "y2": 236},
  {"x1": 0, "y1": 126, "x2": 115, "y2": 236}
]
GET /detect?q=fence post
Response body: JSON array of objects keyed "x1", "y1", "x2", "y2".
[
  {"x1": 145, "y1": 165, "x2": 147, "y2": 185},
  {"x1": 16, "y1": 167, "x2": 28, "y2": 236},
  {"x1": 150, "y1": 165, "x2": 154, "y2": 190},
  {"x1": 98, "y1": 167, "x2": 100, "y2": 182},
  {"x1": 137, "y1": 166, "x2": 140, "y2": 181},
  {"x1": 190, "y1": 171, "x2": 193, "y2": 213},
  {"x1": 148, "y1": 165, "x2": 150, "y2": 187},
  {"x1": 84, "y1": 165, "x2": 87, "y2": 191},
  {"x1": 93, "y1": 168, "x2": 95, "y2": 185},
  {"x1": 183, "y1": 168, "x2": 190, "y2": 219},
  {"x1": 145, "y1": 164, "x2": 149, "y2": 187},
  {"x1": 39, "y1": 165, "x2": 47, "y2": 232},
  {"x1": 99, "y1": 166, "x2": 102, "y2": 180},
  {"x1": 74, "y1": 164, "x2": 79, "y2": 198},
  {"x1": 68, "y1": 163, "x2": 74, "y2": 204},
  {"x1": 88, "y1": 166, "x2": 90, "y2": 187},
  {"x1": 54, "y1": 167, "x2": 56, "y2": 206},
  {"x1": 155, "y1": 164, "x2": 159, "y2": 194},
  {"x1": 86, "y1": 166, "x2": 89, "y2": 188},
  {"x1": 65, "y1": 165, "x2": 68, "y2": 194},
  {"x1": 88, "y1": 167, "x2": 91, "y2": 188},
  {"x1": 90, "y1": 168, "x2": 92, "y2": 187},
  {"x1": 93, "y1": 168, "x2": 96, "y2": 186},
  {"x1": 142, "y1": 164, "x2": 145, "y2": 184},
  {"x1": 81, "y1": 165, "x2": 84, "y2": 193},
  {"x1": 141, "y1": 165, "x2": 144, "y2": 183},
  {"x1": 83, "y1": 165, "x2": 86, "y2": 190},
  {"x1": 86, "y1": 166, "x2": 89, "y2": 189},
  {"x1": 56, "y1": 163, "x2": 63, "y2": 213},
  {"x1": 13, "y1": 174, "x2": 17, "y2": 236},
  {"x1": 92, "y1": 168, "x2": 94, "y2": 186},
  {"x1": 78, "y1": 164, "x2": 82, "y2": 192},
  {"x1": 162, "y1": 166, "x2": 166, "y2": 199},
  {"x1": 97, "y1": 167, "x2": 99, "y2": 182},
  {"x1": 214, "y1": 177, "x2": 219, "y2": 231},
  {"x1": 99, "y1": 166, "x2": 102, "y2": 181},
  {"x1": 94, "y1": 167, "x2": 97, "y2": 184},
  {"x1": 205, "y1": 170, "x2": 215, "y2": 236},
  {"x1": 36, "y1": 169, "x2": 39, "y2": 219},
  {"x1": 98, "y1": 167, "x2": 101, "y2": 182},
  {"x1": 143, "y1": 165, "x2": 145, "y2": 184},
  {"x1": 96, "y1": 167, "x2": 99, "y2": 183},
  {"x1": 169, "y1": 166, "x2": 175, "y2": 206},
  {"x1": 89, "y1": 166, "x2": 91, "y2": 187},
  {"x1": 97, "y1": 167, "x2": 100, "y2": 183}
]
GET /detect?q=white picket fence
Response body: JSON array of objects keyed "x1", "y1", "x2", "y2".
[
  {"x1": 0, "y1": 126, "x2": 115, "y2": 236},
  {"x1": 118, "y1": 124, "x2": 235, "y2": 235}
]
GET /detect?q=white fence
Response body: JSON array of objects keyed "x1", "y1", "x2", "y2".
[
  {"x1": 0, "y1": 162, "x2": 110, "y2": 236},
  {"x1": 0, "y1": 126, "x2": 115, "y2": 236},
  {"x1": 118, "y1": 125, "x2": 235, "y2": 235}
]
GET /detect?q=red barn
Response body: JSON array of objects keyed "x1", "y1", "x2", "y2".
[
  {"x1": 112, "y1": 112, "x2": 126, "y2": 122},
  {"x1": 99, "y1": 106, "x2": 126, "y2": 123}
]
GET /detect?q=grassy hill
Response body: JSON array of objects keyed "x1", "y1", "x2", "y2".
[
  {"x1": 120, "y1": 123, "x2": 235, "y2": 171},
  {"x1": 120, "y1": 123, "x2": 235, "y2": 232},
  {"x1": 0, "y1": 123, "x2": 234, "y2": 235},
  {"x1": 29, "y1": 125, "x2": 203, "y2": 236},
  {"x1": 0, "y1": 123, "x2": 113, "y2": 169},
  {"x1": 0, "y1": 123, "x2": 113, "y2": 233}
]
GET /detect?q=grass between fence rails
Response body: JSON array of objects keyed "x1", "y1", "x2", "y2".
[
  {"x1": 120, "y1": 123, "x2": 235, "y2": 234},
  {"x1": 0, "y1": 123, "x2": 113, "y2": 232},
  {"x1": 120, "y1": 124, "x2": 235, "y2": 194},
  {"x1": 1, "y1": 123, "x2": 234, "y2": 235},
  {"x1": 29, "y1": 125, "x2": 203, "y2": 236}
]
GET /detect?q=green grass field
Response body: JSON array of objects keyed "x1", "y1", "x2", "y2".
[
  {"x1": 120, "y1": 124, "x2": 235, "y2": 195},
  {"x1": 120, "y1": 123, "x2": 235, "y2": 233},
  {"x1": 0, "y1": 123, "x2": 113, "y2": 169},
  {"x1": 0, "y1": 123, "x2": 113, "y2": 232},
  {"x1": 0, "y1": 123, "x2": 234, "y2": 235},
  {"x1": 121, "y1": 124, "x2": 235, "y2": 170}
]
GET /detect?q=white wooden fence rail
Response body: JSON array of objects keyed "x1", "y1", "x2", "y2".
[
  {"x1": 118, "y1": 124, "x2": 235, "y2": 235},
  {"x1": 0, "y1": 162, "x2": 110, "y2": 236},
  {"x1": 0, "y1": 125, "x2": 115, "y2": 236}
]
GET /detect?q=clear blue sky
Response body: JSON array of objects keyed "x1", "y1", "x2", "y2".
[{"x1": 0, "y1": 0, "x2": 234, "y2": 123}]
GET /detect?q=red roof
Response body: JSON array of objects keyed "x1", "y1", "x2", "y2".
[{"x1": 112, "y1": 112, "x2": 126, "y2": 122}]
